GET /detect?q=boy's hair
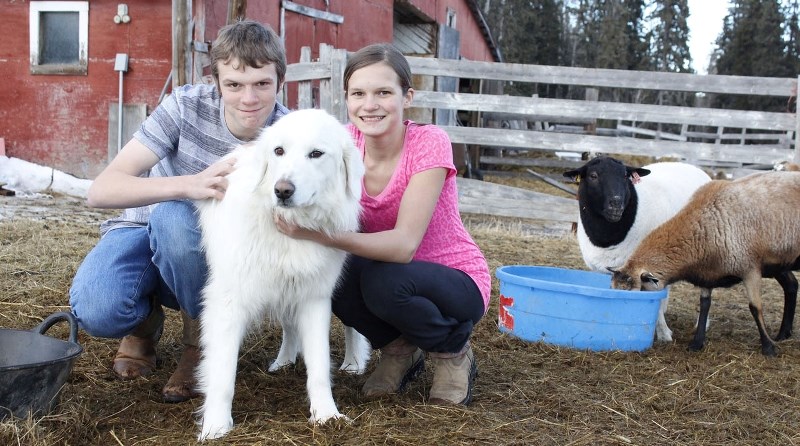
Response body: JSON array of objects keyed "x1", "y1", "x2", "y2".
[
  {"x1": 344, "y1": 43, "x2": 413, "y2": 94},
  {"x1": 210, "y1": 19, "x2": 287, "y2": 87}
]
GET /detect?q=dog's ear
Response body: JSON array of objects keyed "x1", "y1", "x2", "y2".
[
  {"x1": 254, "y1": 155, "x2": 270, "y2": 193},
  {"x1": 246, "y1": 140, "x2": 270, "y2": 193},
  {"x1": 342, "y1": 137, "x2": 365, "y2": 200}
]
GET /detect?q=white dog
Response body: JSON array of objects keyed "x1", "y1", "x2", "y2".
[{"x1": 195, "y1": 109, "x2": 371, "y2": 441}]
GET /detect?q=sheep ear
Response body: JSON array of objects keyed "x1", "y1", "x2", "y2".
[
  {"x1": 627, "y1": 167, "x2": 651, "y2": 178},
  {"x1": 563, "y1": 167, "x2": 584, "y2": 181},
  {"x1": 606, "y1": 266, "x2": 618, "y2": 273},
  {"x1": 641, "y1": 271, "x2": 659, "y2": 287}
]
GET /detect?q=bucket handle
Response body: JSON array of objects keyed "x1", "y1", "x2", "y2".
[{"x1": 33, "y1": 311, "x2": 80, "y2": 345}]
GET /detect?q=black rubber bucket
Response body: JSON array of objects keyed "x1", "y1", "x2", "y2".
[{"x1": 0, "y1": 312, "x2": 83, "y2": 420}]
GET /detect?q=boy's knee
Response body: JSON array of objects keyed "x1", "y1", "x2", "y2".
[
  {"x1": 150, "y1": 201, "x2": 197, "y2": 238},
  {"x1": 70, "y1": 278, "x2": 150, "y2": 338},
  {"x1": 149, "y1": 201, "x2": 202, "y2": 254}
]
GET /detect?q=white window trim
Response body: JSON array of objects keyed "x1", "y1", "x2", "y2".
[{"x1": 29, "y1": 1, "x2": 89, "y2": 75}]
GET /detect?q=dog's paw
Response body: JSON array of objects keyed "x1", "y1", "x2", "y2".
[
  {"x1": 338, "y1": 361, "x2": 366, "y2": 375},
  {"x1": 198, "y1": 417, "x2": 234, "y2": 441},
  {"x1": 268, "y1": 357, "x2": 296, "y2": 373},
  {"x1": 309, "y1": 410, "x2": 350, "y2": 425}
]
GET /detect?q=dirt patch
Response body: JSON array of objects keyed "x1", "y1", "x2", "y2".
[
  {"x1": 2, "y1": 181, "x2": 800, "y2": 445},
  {"x1": 0, "y1": 193, "x2": 116, "y2": 226}
]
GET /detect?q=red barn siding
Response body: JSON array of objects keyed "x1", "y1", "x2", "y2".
[
  {"x1": 403, "y1": 0, "x2": 495, "y2": 61},
  {"x1": 3, "y1": 0, "x2": 496, "y2": 179},
  {"x1": 1, "y1": 1, "x2": 173, "y2": 179}
]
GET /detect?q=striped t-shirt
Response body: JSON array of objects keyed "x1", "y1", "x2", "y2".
[{"x1": 99, "y1": 83, "x2": 289, "y2": 235}]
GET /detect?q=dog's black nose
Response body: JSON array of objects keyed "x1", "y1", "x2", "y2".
[{"x1": 274, "y1": 180, "x2": 295, "y2": 201}]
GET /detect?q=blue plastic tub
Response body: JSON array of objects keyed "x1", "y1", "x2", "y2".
[{"x1": 496, "y1": 265, "x2": 668, "y2": 352}]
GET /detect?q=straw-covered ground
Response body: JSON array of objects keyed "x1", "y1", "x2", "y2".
[{"x1": 1, "y1": 175, "x2": 800, "y2": 446}]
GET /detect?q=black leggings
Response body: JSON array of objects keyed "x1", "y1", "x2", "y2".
[{"x1": 332, "y1": 256, "x2": 485, "y2": 354}]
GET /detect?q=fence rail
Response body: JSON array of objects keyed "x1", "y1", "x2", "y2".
[
  {"x1": 282, "y1": 44, "x2": 800, "y2": 221},
  {"x1": 405, "y1": 56, "x2": 798, "y2": 96}
]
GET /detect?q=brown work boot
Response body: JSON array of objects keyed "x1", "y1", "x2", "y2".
[
  {"x1": 112, "y1": 304, "x2": 165, "y2": 380},
  {"x1": 162, "y1": 311, "x2": 202, "y2": 403},
  {"x1": 362, "y1": 337, "x2": 424, "y2": 399},
  {"x1": 428, "y1": 344, "x2": 477, "y2": 406}
]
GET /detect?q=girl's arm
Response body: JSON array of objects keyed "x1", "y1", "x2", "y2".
[{"x1": 276, "y1": 167, "x2": 446, "y2": 263}]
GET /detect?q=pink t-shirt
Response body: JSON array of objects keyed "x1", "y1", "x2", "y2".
[{"x1": 347, "y1": 121, "x2": 491, "y2": 311}]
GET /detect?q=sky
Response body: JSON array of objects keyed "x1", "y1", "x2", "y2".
[{"x1": 687, "y1": 0, "x2": 730, "y2": 74}]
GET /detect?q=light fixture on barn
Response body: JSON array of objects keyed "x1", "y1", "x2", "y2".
[{"x1": 114, "y1": 4, "x2": 131, "y2": 24}]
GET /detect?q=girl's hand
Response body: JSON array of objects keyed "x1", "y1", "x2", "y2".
[{"x1": 274, "y1": 214, "x2": 322, "y2": 242}]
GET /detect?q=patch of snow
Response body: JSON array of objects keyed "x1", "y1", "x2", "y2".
[{"x1": 0, "y1": 156, "x2": 91, "y2": 198}]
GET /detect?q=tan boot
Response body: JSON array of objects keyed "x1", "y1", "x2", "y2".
[
  {"x1": 428, "y1": 344, "x2": 477, "y2": 406},
  {"x1": 112, "y1": 304, "x2": 164, "y2": 380},
  {"x1": 362, "y1": 337, "x2": 424, "y2": 399},
  {"x1": 162, "y1": 311, "x2": 202, "y2": 403}
]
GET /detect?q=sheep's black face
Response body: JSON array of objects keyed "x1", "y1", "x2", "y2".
[
  {"x1": 583, "y1": 158, "x2": 630, "y2": 223},
  {"x1": 563, "y1": 157, "x2": 652, "y2": 226}
]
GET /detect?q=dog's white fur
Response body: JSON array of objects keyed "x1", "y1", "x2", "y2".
[{"x1": 195, "y1": 109, "x2": 371, "y2": 440}]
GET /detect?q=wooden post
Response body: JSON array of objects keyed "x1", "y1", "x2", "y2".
[
  {"x1": 192, "y1": 1, "x2": 207, "y2": 84},
  {"x1": 319, "y1": 44, "x2": 348, "y2": 122},
  {"x1": 296, "y1": 46, "x2": 312, "y2": 109},
  {"x1": 172, "y1": 0, "x2": 192, "y2": 88},
  {"x1": 329, "y1": 47, "x2": 347, "y2": 123},
  {"x1": 795, "y1": 75, "x2": 800, "y2": 162},
  {"x1": 583, "y1": 87, "x2": 598, "y2": 136},
  {"x1": 227, "y1": 0, "x2": 247, "y2": 24},
  {"x1": 319, "y1": 44, "x2": 332, "y2": 115}
]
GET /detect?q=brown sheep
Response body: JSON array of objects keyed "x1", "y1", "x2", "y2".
[{"x1": 610, "y1": 171, "x2": 800, "y2": 356}]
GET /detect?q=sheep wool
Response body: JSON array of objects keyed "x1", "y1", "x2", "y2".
[
  {"x1": 611, "y1": 170, "x2": 800, "y2": 356},
  {"x1": 564, "y1": 157, "x2": 711, "y2": 342}
]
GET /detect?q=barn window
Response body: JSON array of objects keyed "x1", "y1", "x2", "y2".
[{"x1": 29, "y1": 1, "x2": 89, "y2": 75}]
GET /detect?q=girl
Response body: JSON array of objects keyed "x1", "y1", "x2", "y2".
[{"x1": 277, "y1": 43, "x2": 490, "y2": 405}]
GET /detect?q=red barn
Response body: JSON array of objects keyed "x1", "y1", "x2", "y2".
[{"x1": 1, "y1": 0, "x2": 499, "y2": 179}]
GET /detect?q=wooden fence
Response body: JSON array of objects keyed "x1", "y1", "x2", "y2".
[{"x1": 282, "y1": 44, "x2": 800, "y2": 223}]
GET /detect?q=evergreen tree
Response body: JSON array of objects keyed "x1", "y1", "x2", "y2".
[
  {"x1": 624, "y1": 0, "x2": 651, "y2": 72},
  {"x1": 596, "y1": 0, "x2": 630, "y2": 70},
  {"x1": 648, "y1": 0, "x2": 693, "y2": 110},
  {"x1": 715, "y1": 0, "x2": 788, "y2": 111},
  {"x1": 785, "y1": 0, "x2": 800, "y2": 76},
  {"x1": 569, "y1": 0, "x2": 602, "y2": 68},
  {"x1": 649, "y1": 0, "x2": 692, "y2": 73},
  {"x1": 594, "y1": 0, "x2": 651, "y2": 104},
  {"x1": 482, "y1": 0, "x2": 566, "y2": 98}
]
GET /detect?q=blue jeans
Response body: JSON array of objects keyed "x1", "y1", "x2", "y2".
[{"x1": 69, "y1": 201, "x2": 207, "y2": 338}]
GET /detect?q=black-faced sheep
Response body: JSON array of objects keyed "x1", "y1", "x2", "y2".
[
  {"x1": 609, "y1": 171, "x2": 800, "y2": 356},
  {"x1": 563, "y1": 157, "x2": 711, "y2": 342}
]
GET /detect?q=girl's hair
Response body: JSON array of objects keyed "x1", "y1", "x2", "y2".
[
  {"x1": 344, "y1": 43, "x2": 413, "y2": 94},
  {"x1": 210, "y1": 20, "x2": 287, "y2": 87}
]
